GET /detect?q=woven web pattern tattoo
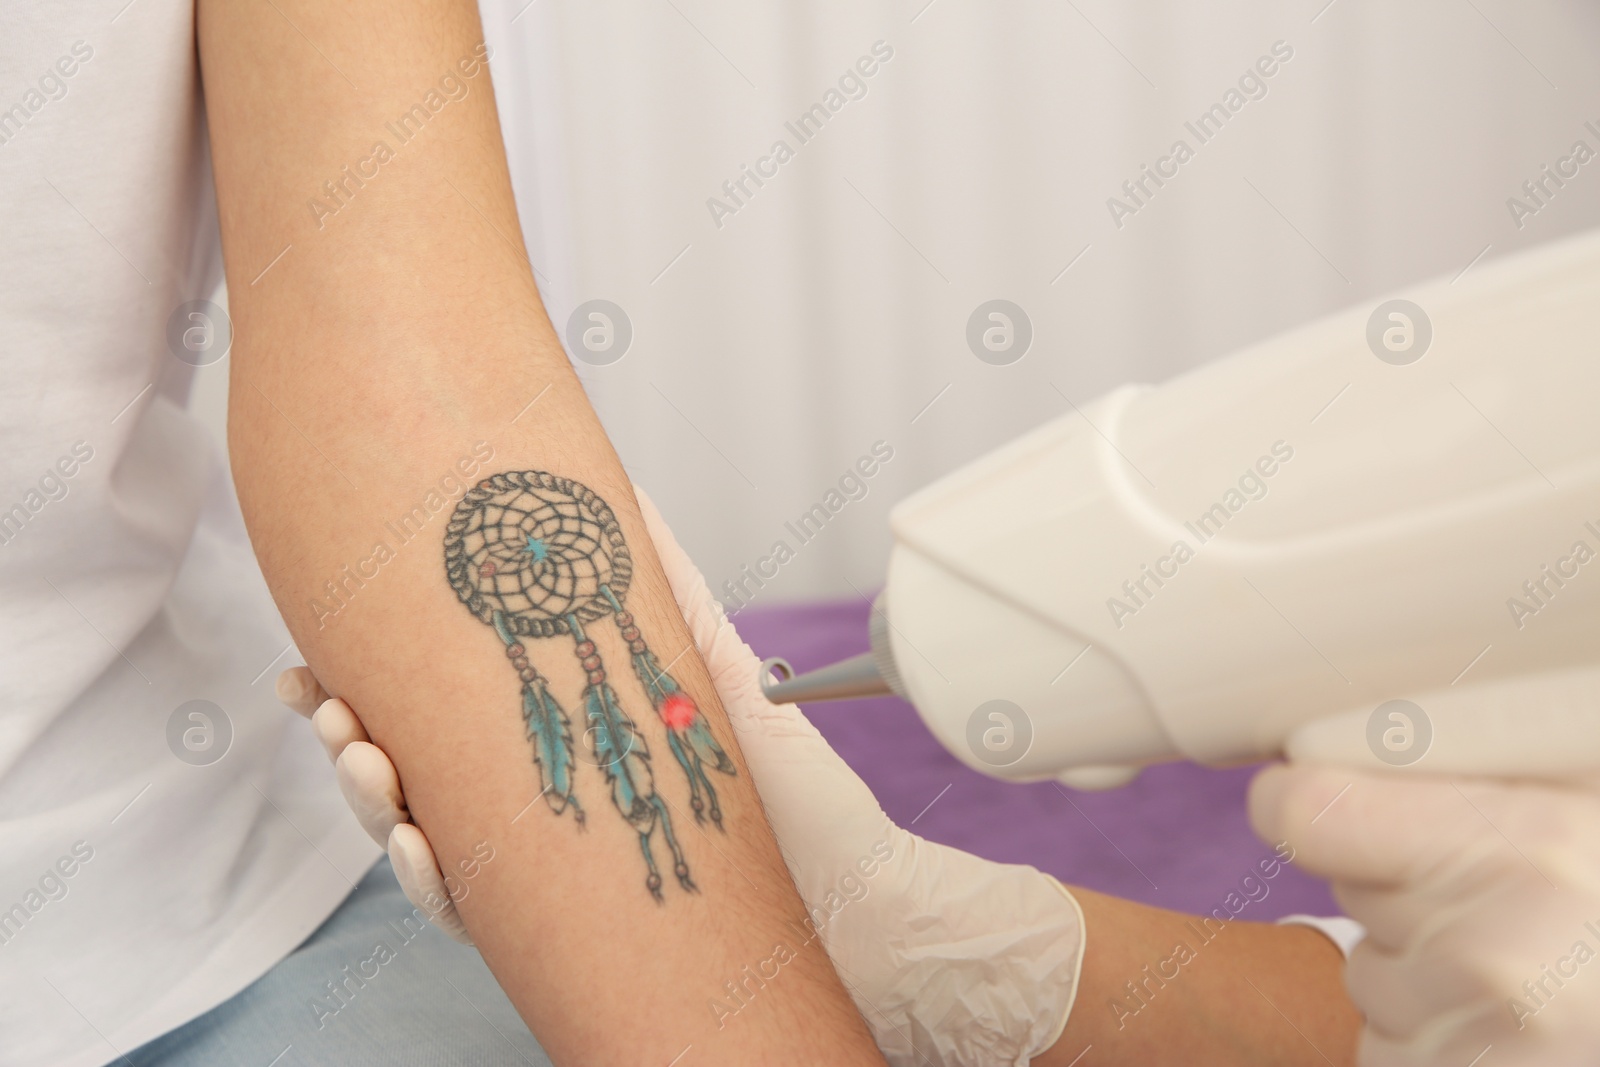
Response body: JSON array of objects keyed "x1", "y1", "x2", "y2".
[{"x1": 443, "y1": 471, "x2": 735, "y2": 899}]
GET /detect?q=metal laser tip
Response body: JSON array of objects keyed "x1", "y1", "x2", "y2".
[
  {"x1": 758, "y1": 595, "x2": 908, "y2": 704},
  {"x1": 759, "y1": 653, "x2": 894, "y2": 704}
]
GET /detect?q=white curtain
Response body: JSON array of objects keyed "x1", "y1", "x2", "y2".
[{"x1": 488, "y1": 0, "x2": 1600, "y2": 605}]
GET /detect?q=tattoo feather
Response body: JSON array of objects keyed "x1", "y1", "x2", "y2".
[
  {"x1": 630, "y1": 649, "x2": 734, "y2": 775},
  {"x1": 581, "y1": 679, "x2": 657, "y2": 831},
  {"x1": 684, "y1": 716, "x2": 735, "y2": 776},
  {"x1": 629, "y1": 647, "x2": 735, "y2": 826},
  {"x1": 522, "y1": 679, "x2": 580, "y2": 818}
]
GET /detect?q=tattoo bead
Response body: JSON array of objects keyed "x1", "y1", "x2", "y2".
[
  {"x1": 581, "y1": 655, "x2": 601, "y2": 671},
  {"x1": 659, "y1": 692, "x2": 697, "y2": 730},
  {"x1": 506, "y1": 644, "x2": 524, "y2": 658},
  {"x1": 519, "y1": 668, "x2": 537, "y2": 683},
  {"x1": 512, "y1": 657, "x2": 530, "y2": 671},
  {"x1": 575, "y1": 641, "x2": 596, "y2": 658},
  {"x1": 620, "y1": 626, "x2": 640, "y2": 642},
  {"x1": 629, "y1": 639, "x2": 646, "y2": 654},
  {"x1": 587, "y1": 669, "x2": 605, "y2": 685},
  {"x1": 615, "y1": 612, "x2": 632, "y2": 627},
  {"x1": 646, "y1": 873, "x2": 661, "y2": 892}
]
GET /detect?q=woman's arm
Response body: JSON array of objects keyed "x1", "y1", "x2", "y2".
[
  {"x1": 1042, "y1": 888, "x2": 1359, "y2": 1066},
  {"x1": 197, "y1": 2, "x2": 883, "y2": 1063}
]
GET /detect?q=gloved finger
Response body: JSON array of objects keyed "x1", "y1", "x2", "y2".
[
  {"x1": 1349, "y1": 913, "x2": 1600, "y2": 1046},
  {"x1": 1355, "y1": 992, "x2": 1600, "y2": 1067},
  {"x1": 1355, "y1": 998, "x2": 1525, "y2": 1067},
  {"x1": 1332, "y1": 873, "x2": 1470, "y2": 954},
  {"x1": 1249, "y1": 763, "x2": 1488, "y2": 887},
  {"x1": 1341, "y1": 926, "x2": 1514, "y2": 1040},
  {"x1": 311, "y1": 697, "x2": 371, "y2": 764},
  {"x1": 275, "y1": 665, "x2": 330, "y2": 718},
  {"x1": 335, "y1": 741, "x2": 410, "y2": 848},
  {"x1": 1285, "y1": 665, "x2": 1600, "y2": 780},
  {"x1": 389, "y1": 823, "x2": 472, "y2": 945},
  {"x1": 1332, "y1": 842, "x2": 1579, "y2": 955},
  {"x1": 1279, "y1": 767, "x2": 1600, "y2": 900}
]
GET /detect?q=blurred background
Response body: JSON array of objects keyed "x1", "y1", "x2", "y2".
[
  {"x1": 192, "y1": 0, "x2": 1600, "y2": 914},
  {"x1": 189, "y1": 0, "x2": 1600, "y2": 610}
]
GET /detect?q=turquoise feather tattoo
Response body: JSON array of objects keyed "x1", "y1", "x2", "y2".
[{"x1": 443, "y1": 471, "x2": 734, "y2": 899}]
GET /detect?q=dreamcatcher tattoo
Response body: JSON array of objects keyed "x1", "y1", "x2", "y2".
[{"x1": 443, "y1": 471, "x2": 736, "y2": 900}]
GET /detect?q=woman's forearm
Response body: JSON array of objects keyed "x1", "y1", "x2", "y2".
[
  {"x1": 198, "y1": 3, "x2": 882, "y2": 1063},
  {"x1": 1041, "y1": 887, "x2": 1360, "y2": 1066}
]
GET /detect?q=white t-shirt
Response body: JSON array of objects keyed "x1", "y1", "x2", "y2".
[{"x1": 0, "y1": 5, "x2": 380, "y2": 1066}]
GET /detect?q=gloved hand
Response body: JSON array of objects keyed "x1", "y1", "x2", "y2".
[
  {"x1": 277, "y1": 667, "x2": 474, "y2": 943},
  {"x1": 1249, "y1": 679, "x2": 1600, "y2": 1067},
  {"x1": 278, "y1": 488, "x2": 1085, "y2": 1067}
]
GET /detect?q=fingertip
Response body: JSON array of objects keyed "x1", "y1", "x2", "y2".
[
  {"x1": 311, "y1": 698, "x2": 367, "y2": 760},
  {"x1": 388, "y1": 821, "x2": 430, "y2": 865},
  {"x1": 1249, "y1": 762, "x2": 1366, "y2": 852},
  {"x1": 388, "y1": 824, "x2": 472, "y2": 944},
  {"x1": 335, "y1": 741, "x2": 407, "y2": 847},
  {"x1": 387, "y1": 824, "x2": 437, "y2": 902},
  {"x1": 1247, "y1": 762, "x2": 1295, "y2": 841},
  {"x1": 272, "y1": 667, "x2": 297, "y2": 706},
  {"x1": 275, "y1": 666, "x2": 323, "y2": 717},
  {"x1": 315, "y1": 695, "x2": 350, "y2": 720},
  {"x1": 334, "y1": 739, "x2": 392, "y2": 791}
]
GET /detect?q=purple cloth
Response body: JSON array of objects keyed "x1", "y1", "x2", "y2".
[{"x1": 735, "y1": 597, "x2": 1338, "y2": 920}]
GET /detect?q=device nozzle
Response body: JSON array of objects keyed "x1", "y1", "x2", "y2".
[
  {"x1": 759, "y1": 652, "x2": 894, "y2": 704},
  {"x1": 757, "y1": 594, "x2": 907, "y2": 705}
]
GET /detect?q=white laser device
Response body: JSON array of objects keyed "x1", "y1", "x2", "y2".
[{"x1": 761, "y1": 230, "x2": 1600, "y2": 788}]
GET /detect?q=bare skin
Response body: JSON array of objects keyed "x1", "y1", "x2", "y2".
[
  {"x1": 1040, "y1": 888, "x2": 1360, "y2": 1066},
  {"x1": 197, "y1": 2, "x2": 884, "y2": 1063}
]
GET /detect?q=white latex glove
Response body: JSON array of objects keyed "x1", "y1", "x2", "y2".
[
  {"x1": 1249, "y1": 679, "x2": 1600, "y2": 1067},
  {"x1": 276, "y1": 668, "x2": 475, "y2": 945},
  {"x1": 279, "y1": 488, "x2": 1085, "y2": 1066}
]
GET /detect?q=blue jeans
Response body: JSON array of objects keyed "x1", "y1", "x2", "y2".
[{"x1": 128, "y1": 859, "x2": 553, "y2": 1067}]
